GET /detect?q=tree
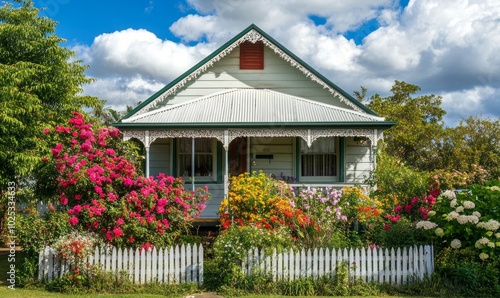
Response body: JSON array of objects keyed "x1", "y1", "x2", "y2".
[
  {"x1": 438, "y1": 116, "x2": 500, "y2": 181},
  {"x1": 0, "y1": 0, "x2": 101, "y2": 190},
  {"x1": 368, "y1": 81, "x2": 446, "y2": 171}
]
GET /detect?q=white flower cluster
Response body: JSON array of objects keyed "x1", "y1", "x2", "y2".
[
  {"x1": 496, "y1": 233, "x2": 500, "y2": 239},
  {"x1": 450, "y1": 199, "x2": 457, "y2": 208},
  {"x1": 446, "y1": 211, "x2": 459, "y2": 221},
  {"x1": 489, "y1": 186, "x2": 500, "y2": 191},
  {"x1": 473, "y1": 211, "x2": 481, "y2": 218},
  {"x1": 416, "y1": 220, "x2": 438, "y2": 230},
  {"x1": 441, "y1": 190, "x2": 456, "y2": 200},
  {"x1": 463, "y1": 201, "x2": 475, "y2": 209},
  {"x1": 455, "y1": 206, "x2": 464, "y2": 213},
  {"x1": 450, "y1": 239, "x2": 461, "y2": 249},
  {"x1": 435, "y1": 227, "x2": 444, "y2": 237},
  {"x1": 475, "y1": 237, "x2": 491, "y2": 248},
  {"x1": 477, "y1": 219, "x2": 500, "y2": 231},
  {"x1": 456, "y1": 215, "x2": 479, "y2": 225},
  {"x1": 479, "y1": 252, "x2": 489, "y2": 260}
]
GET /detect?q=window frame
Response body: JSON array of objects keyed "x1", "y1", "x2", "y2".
[
  {"x1": 298, "y1": 137, "x2": 339, "y2": 182},
  {"x1": 177, "y1": 138, "x2": 217, "y2": 182}
]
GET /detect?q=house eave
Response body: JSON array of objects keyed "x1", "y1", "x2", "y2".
[{"x1": 113, "y1": 121, "x2": 397, "y2": 129}]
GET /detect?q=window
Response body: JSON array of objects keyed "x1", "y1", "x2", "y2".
[
  {"x1": 178, "y1": 138, "x2": 214, "y2": 178},
  {"x1": 240, "y1": 41, "x2": 264, "y2": 69},
  {"x1": 300, "y1": 138, "x2": 337, "y2": 177}
]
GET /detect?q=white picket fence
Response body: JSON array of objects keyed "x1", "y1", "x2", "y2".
[
  {"x1": 243, "y1": 245, "x2": 434, "y2": 285},
  {"x1": 38, "y1": 244, "x2": 203, "y2": 284}
]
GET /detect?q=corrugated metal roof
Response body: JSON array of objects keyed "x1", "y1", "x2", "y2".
[{"x1": 123, "y1": 89, "x2": 385, "y2": 124}]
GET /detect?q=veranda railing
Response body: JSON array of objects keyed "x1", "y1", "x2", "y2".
[{"x1": 38, "y1": 244, "x2": 203, "y2": 284}]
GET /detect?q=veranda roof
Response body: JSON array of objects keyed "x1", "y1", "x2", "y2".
[{"x1": 120, "y1": 88, "x2": 388, "y2": 126}]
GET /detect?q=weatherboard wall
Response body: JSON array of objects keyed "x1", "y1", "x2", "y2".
[
  {"x1": 345, "y1": 138, "x2": 372, "y2": 183},
  {"x1": 250, "y1": 137, "x2": 294, "y2": 178},
  {"x1": 149, "y1": 138, "x2": 171, "y2": 177}
]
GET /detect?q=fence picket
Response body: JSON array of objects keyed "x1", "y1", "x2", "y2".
[
  {"x1": 277, "y1": 249, "x2": 282, "y2": 281},
  {"x1": 158, "y1": 248, "x2": 164, "y2": 283},
  {"x1": 384, "y1": 248, "x2": 390, "y2": 283},
  {"x1": 366, "y1": 247, "x2": 372, "y2": 282},
  {"x1": 402, "y1": 247, "x2": 408, "y2": 284},
  {"x1": 180, "y1": 244, "x2": 186, "y2": 283},
  {"x1": 361, "y1": 247, "x2": 367, "y2": 282},
  {"x1": 324, "y1": 248, "x2": 330, "y2": 275},
  {"x1": 318, "y1": 248, "x2": 324, "y2": 278}
]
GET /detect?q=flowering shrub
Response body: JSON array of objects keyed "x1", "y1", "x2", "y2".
[
  {"x1": 416, "y1": 180, "x2": 500, "y2": 260},
  {"x1": 219, "y1": 172, "x2": 360, "y2": 248},
  {"x1": 43, "y1": 112, "x2": 210, "y2": 248},
  {"x1": 52, "y1": 231, "x2": 98, "y2": 267},
  {"x1": 219, "y1": 171, "x2": 294, "y2": 228}
]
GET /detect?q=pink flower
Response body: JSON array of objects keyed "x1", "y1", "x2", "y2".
[
  {"x1": 74, "y1": 194, "x2": 82, "y2": 200},
  {"x1": 106, "y1": 230, "x2": 113, "y2": 241},
  {"x1": 394, "y1": 205, "x2": 402, "y2": 213},
  {"x1": 157, "y1": 198, "x2": 167, "y2": 207},
  {"x1": 68, "y1": 217, "x2": 79, "y2": 226},
  {"x1": 128, "y1": 237, "x2": 135, "y2": 243},
  {"x1": 142, "y1": 242, "x2": 154, "y2": 251},
  {"x1": 51, "y1": 143, "x2": 63, "y2": 157},
  {"x1": 59, "y1": 197, "x2": 68, "y2": 205},
  {"x1": 105, "y1": 148, "x2": 115, "y2": 156},
  {"x1": 72, "y1": 205, "x2": 82, "y2": 215},
  {"x1": 113, "y1": 227, "x2": 123, "y2": 238},
  {"x1": 42, "y1": 157, "x2": 48, "y2": 163},
  {"x1": 43, "y1": 128, "x2": 50, "y2": 134},
  {"x1": 117, "y1": 218, "x2": 124, "y2": 225},
  {"x1": 383, "y1": 224, "x2": 392, "y2": 230}
]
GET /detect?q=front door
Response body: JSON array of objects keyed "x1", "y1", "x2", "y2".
[{"x1": 229, "y1": 137, "x2": 247, "y2": 176}]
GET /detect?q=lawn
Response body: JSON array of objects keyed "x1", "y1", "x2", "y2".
[{"x1": 0, "y1": 286, "x2": 169, "y2": 297}]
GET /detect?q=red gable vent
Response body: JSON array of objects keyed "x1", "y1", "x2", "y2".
[{"x1": 240, "y1": 41, "x2": 264, "y2": 69}]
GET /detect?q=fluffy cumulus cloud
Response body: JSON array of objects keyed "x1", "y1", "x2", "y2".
[{"x1": 77, "y1": 0, "x2": 500, "y2": 125}]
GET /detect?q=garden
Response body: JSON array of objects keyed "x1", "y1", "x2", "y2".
[{"x1": 1, "y1": 113, "x2": 498, "y2": 297}]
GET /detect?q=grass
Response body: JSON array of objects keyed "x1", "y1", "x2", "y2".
[{"x1": 0, "y1": 286, "x2": 169, "y2": 297}]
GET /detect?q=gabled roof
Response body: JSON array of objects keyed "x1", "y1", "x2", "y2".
[
  {"x1": 119, "y1": 89, "x2": 388, "y2": 127},
  {"x1": 120, "y1": 24, "x2": 381, "y2": 122}
]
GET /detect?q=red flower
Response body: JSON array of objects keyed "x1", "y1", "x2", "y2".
[
  {"x1": 68, "y1": 217, "x2": 79, "y2": 226},
  {"x1": 383, "y1": 224, "x2": 392, "y2": 230}
]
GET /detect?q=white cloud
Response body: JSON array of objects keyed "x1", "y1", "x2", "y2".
[
  {"x1": 440, "y1": 86, "x2": 500, "y2": 126},
  {"x1": 78, "y1": 28, "x2": 212, "y2": 82},
  {"x1": 83, "y1": 76, "x2": 165, "y2": 111},
  {"x1": 75, "y1": 0, "x2": 500, "y2": 125}
]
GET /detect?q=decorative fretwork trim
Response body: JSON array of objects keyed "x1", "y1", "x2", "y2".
[
  {"x1": 133, "y1": 29, "x2": 362, "y2": 117},
  {"x1": 123, "y1": 128, "x2": 377, "y2": 149}
]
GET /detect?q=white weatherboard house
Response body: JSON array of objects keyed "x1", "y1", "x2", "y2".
[{"x1": 115, "y1": 24, "x2": 395, "y2": 222}]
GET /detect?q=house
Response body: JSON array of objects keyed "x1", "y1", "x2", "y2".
[{"x1": 114, "y1": 24, "x2": 395, "y2": 222}]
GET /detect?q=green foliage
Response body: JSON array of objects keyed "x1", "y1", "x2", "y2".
[
  {"x1": 14, "y1": 207, "x2": 71, "y2": 285},
  {"x1": 368, "y1": 80, "x2": 446, "y2": 171},
  {"x1": 0, "y1": 0, "x2": 101, "y2": 189},
  {"x1": 44, "y1": 264, "x2": 199, "y2": 295},
  {"x1": 435, "y1": 247, "x2": 500, "y2": 297},
  {"x1": 364, "y1": 217, "x2": 429, "y2": 248},
  {"x1": 367, "y1": 144, "x2": 431, "y2": 208},
  {"x1": 15, "y1": 207, "x2": 71, "y2": 253},
  {"x1": 438, "y1": 116, "x2": 500, "y2": 181}
]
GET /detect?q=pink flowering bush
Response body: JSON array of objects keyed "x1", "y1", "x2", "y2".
[{"x1": 43, "y1": 112, "x2": 210, "y2": 248}]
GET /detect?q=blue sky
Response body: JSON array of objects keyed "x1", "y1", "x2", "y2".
[{"x1": 26, "y1": 0, "x2": 500, "y2": 126}]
